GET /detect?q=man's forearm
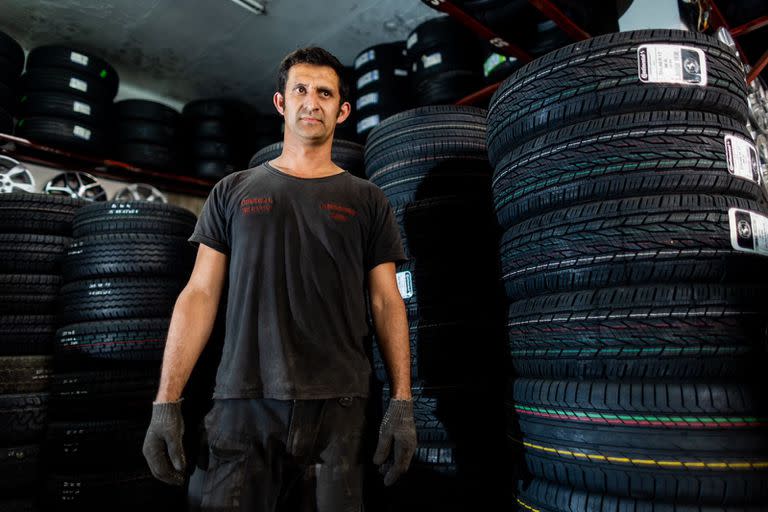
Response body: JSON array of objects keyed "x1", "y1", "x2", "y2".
[
  {"x1": 155, "y1": 286, "x2": 220, "y2": 402},
  {"x1": 372, "y1": 297, "x2": 412, "y2": 399}
]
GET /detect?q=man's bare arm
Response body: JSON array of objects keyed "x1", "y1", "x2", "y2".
[
  {"x1": 369, "y1": 262, "x2": 411, "y2": 399},
  {"x1": 155, "y1": 244, "x2": 228, "y2": 402}
]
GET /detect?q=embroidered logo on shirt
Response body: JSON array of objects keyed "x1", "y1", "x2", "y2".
[
  {"x1": 321, "y1": 202, "x2": 357, "y2": 222},
  {"x1": 240, "y1": 197, "x2": 273, "y2": 214}
]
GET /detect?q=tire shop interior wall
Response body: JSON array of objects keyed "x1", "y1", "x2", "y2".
[{"x1": 0, "y1": 0, "x2": 680, "y2": 213}]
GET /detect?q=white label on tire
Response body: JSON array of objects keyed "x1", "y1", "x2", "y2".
[
  {"x1": 70, "y1": 51, "x2": 89, "y2": 66},
  {"x1": 69, "y1": 77, "x2": 88, "y2": 92},
  {"x1": 357, "y1": 69, "x2": 379, "y2": 90},
  {"x1": 73, "y1": 125, "x2": 91, "y2": 140},
  {"x1": 407, "y1": 33, "x2": 418, "y2": 50},
  {"x1": 483, "y1": 53, "x2": 507, "y2": 77},
  {"x1": 422, "y1": 52, "x2": 442, "y2": 69},
  {"x1": 354, "y1": 49, "x2": 376, "y2": 70},
  {"x1": 73, "y1": 101, "x2": 91, "y2": 116},
  {"x1": 730, "y1": 208, "x2": 768, "y2": 255},
  {"x1": 356, "y1": 92, "x2": 379, "y2": 110},
  {"x1": 357, "y1": 114, "x2": 380, "y2": 134},
  {"x1": 725, "y1": 135, "x2": 760, "y2": 183},
  {"x1": 637, "y1": 45, "x2": 707, "y2": 86},
  {"x1": 394, "y1": 68, "x2": 408, "y2": 77},
  {"x1": 396, "y1": 271, "x2": 414, "y2": 299}
]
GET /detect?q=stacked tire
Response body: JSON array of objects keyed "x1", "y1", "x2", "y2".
[
  {"x1": 0, "y1": 30, "x2": 24, "y2": 134},
  {"x1": 16, "y1": 46, "x2": 118, "y2": 156},
  {"x1": 46, "y1": 201, "x2": 196, "y2": 509},
  {"x1": 405, "y1": 17, "x2": 484, "y2": 106},
  {"x1": 352, "y1": 42, "x2": 410, "y2": 141},
  {"x1": 486, "y1": 30, "x2": 768, "y2": 510},
  {"x1": 182, "y1": 98, "x2": 281, "y2": 180},
  {"x1": 249, "y1": 139, "x2": 365, "y2": 178},
  {"x1": 481, "y1": 50, "x2": 521, "y2": 86},
  {"x1": 365, "y1": 106, "x2": 509, "y2": 511},
  {"x1": 0, "y1": 193, "x2": 86, "y2": 511},
  {"x1": 112, "y1": 99, "x2": 180, "y2": 173}
]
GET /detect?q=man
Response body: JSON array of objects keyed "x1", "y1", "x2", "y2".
[{"x1": 142, "y1": 47, "x2": 417, "y2": 511}]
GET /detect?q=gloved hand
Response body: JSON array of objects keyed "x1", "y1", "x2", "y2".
[
  {"x1": 373, "y1": 398, "x2": 417, "y2": 486},
  {"x1": 142, "y1": 399, "x2": 186, "y2": 486}
]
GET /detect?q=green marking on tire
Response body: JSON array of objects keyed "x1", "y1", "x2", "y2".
[{"x1": 516, "y1": 404, "x2": 763, "y2": 426}]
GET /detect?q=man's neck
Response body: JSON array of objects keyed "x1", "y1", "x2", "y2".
[{"x1": 270, "y1": 135, "x2": 341, "y2": 179}]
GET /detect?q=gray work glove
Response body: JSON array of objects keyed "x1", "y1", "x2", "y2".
[
  {"x1": 373, "y1": 398, "x2": 417, "y2": 486},
  {"x1": 142, "y1": 400, "x2": 186, "y2": 486}
]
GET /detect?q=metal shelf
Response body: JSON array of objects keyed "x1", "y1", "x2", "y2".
[
  {"x1": 685, "y1": 0, "x2": 767, "y2": 83},
  {"x1": 0, "y1": 132, "x2": 215, "y2": 197},
  {"x1": 427, "y1": 0, "x2": 768, "y2": 106},
  {"x1": 420, "y1": 0, "x2": 593, "y2": 106}
]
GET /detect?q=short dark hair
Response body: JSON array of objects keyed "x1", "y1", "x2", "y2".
[{"x1": 277, "y1": 47, "x2": 349, "y2": 105}]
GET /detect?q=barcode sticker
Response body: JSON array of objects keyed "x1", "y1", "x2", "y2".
[
  {"x1": 407, "y1": 33, "x2": 418, "y2": 49},
  {"x1": 725, "y1": 135, "x2": 760, "y2": 183},
  {"x1": 730, "y1": 208, "x2": 768, "y2": 255},
  {"x1": 484, "y1": 53, "x2": 506, "y2": 77},
  {"x1": 70, "y1": 51, "x2": 89, "y2": 66},
  {"x1": 69, "y1": 78, "x2": 88, "y2": 92},
  {"x1": 357, "y1": 114, "x2": 380, "y2": 134},
  {"x1": 354, "y1": 49, "x2": 376, "y2": 70},
  {"x1": 73, "y1": 125, "x2": 91, "y2": 140},
  {"x1": 637, "y1": 45, "x2": 707, "y2": 86},
  {"x1": 356, "y1": 92, "x2": 379, "y2": 110},
  {"x1": 357, "y1": 69, "x2": 379, "y2": 90},
  {"x1": 396, "y1": 271, "x2": 414, "y2": 299},
  {"x1": 422, "y1": 52, "x2": 442, "y2": 69},
  {"x1": 73, "y1": 101, "x2": 91, "y2": 116}
]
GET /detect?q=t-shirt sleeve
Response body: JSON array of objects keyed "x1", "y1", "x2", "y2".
[
  {"x1": 188, "y1": 179, "x2": 230, "y2": 254},
  {"x1": 365, "y1": 187, "x2": 406, "y2": 271}
]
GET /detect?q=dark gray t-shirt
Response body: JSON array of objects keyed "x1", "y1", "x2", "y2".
[{"x1": 189, "y1": 163, "x2": 405, "y2": 399}]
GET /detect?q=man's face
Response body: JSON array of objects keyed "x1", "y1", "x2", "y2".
[{"x1": 275, "y1": 63, "x2": 350, "y2": 143}]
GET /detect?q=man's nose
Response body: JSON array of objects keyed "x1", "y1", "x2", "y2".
[{"x1": 304, "y1": 90, "x2": 320, "y2": 110}]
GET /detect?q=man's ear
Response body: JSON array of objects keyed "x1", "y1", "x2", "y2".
[
  {"x1": 273, "y1": 92, "x2": 285, "y2": 115},
  {"x1": 336, "y1": 101, "x2": 351, "y2": 125}
]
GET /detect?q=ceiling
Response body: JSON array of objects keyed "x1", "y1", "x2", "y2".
[{"x1": 0, "y1": 0, "x2": 440, "y2": 113}]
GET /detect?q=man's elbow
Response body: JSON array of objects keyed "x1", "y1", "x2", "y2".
[{"x1": 370, "y1": 291, "x2": 405, "y2": 317}]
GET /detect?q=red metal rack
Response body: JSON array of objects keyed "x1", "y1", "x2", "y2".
[
  {"x1": 705, "y1": 1, "x2": 768, "y2": 84},
  {"x1": 420, "y1": 0, "x2": 594, "y2": 105},
  {"x1": 423, "y1": 0, "x2": 768, "y2": 106}
]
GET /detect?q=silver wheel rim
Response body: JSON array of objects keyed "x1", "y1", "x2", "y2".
[
  {"x1": 113, "y1": 183, "x2": 168, "y2": 203},
  {"x1": 44, "y1": 171, "x2": 107, "y2": 201},
  {"x1": 0, "y1": 156, "x2": 35, "y2": 193}
]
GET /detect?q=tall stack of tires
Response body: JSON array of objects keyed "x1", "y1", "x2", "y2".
[
  {"x1": 0, "y1": 30, "x2": 23, "y2": 134},
  {"x1": 487, "y1": 30, "x2": 768, "y2": 510},
  {"x1": 0, "y1": 193, "x2": 86, "y2": 511},
  {"x1": 406, "y1": 17, "x2": 484, "y2": 107},
  {"x1": 182, "y1": 98, "x2": 281, "y2": 180},
  {"x1": 364, "y1": 106, "x2": 509, "y2": 511},
  {"x1": 46, "y1": 201, "x2": 196, "y2": 509},
  {"x1": 112, "y1": 99, "x2": 180, "y2": 173},
  {"x1": 249, "y1": 139, "x2": 366, "y2": 178},
  {"x1": 16, "y1": 45, "x2": 118, "y2": 157},
  {"x1": 352, "y1": 42, "x2": 410, "y2": 141}
]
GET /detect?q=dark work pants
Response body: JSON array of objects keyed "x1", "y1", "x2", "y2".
[{"x1": 191, "y1": 397, "x2": 367, "y2": 512}]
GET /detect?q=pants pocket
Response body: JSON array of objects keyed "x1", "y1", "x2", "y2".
[{"x1": 200, "y1": 435, "x2": 250, "y2": 511}]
